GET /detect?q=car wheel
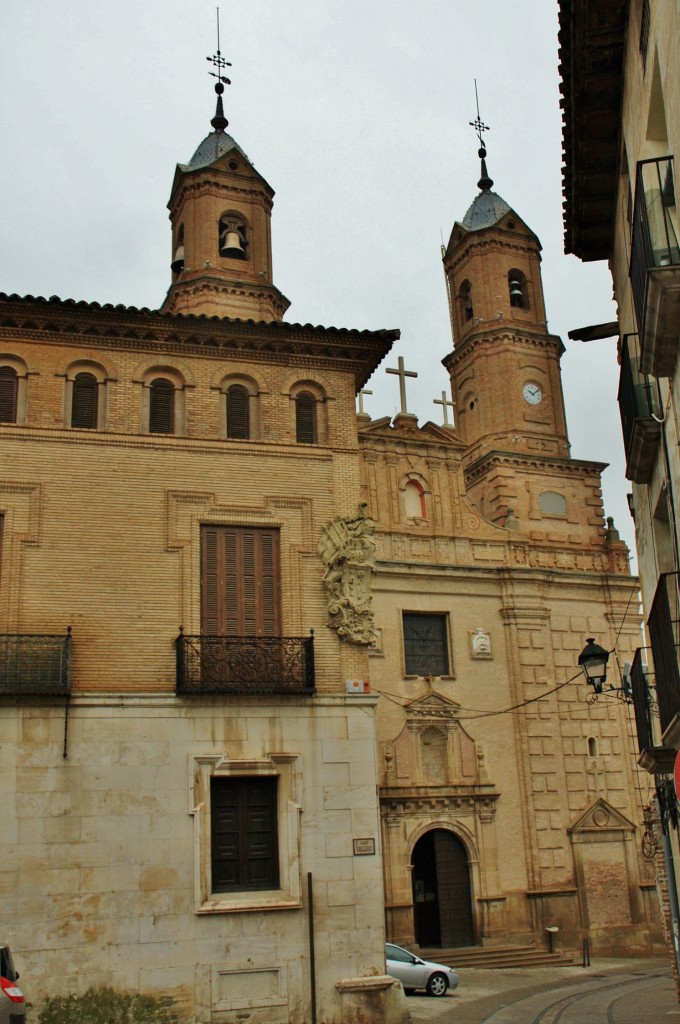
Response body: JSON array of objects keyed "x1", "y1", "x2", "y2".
[{"x1": 426, "y1": 972, "x2": 448, "y2": 997}]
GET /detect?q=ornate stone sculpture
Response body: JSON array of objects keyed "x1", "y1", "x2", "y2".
[{"x1": 317, "y1": 503, "x2": 376, "y2": 644}]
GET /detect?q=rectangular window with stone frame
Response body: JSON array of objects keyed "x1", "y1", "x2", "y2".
[
  {"x1": 211, "y1": 776, "x2": 279, "y2": 892},
  {"x1": 402, "y1": 612, "x2": 450, "y2": 677}
]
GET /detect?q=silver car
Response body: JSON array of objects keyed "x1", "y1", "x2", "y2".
[
  {"x1": 0, "y1": 946, "x2": 25, "y2": 1024},
  {"x1": 386, "y1": 942, "x2": 459, "y2": 997}
]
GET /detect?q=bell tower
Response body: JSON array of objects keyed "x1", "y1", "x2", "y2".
[
  {"x1": 438, "y1": 117, "x2": 612, "y2": 537},
  {"x1": 442, "y1": 142, "x2": 569, "y2": 463},
  {"x1": 162, "y1": 41, "x2": 289, "y2": 321}
]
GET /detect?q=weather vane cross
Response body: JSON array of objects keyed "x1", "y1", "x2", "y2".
[
  {"x1": 469, "y1": 79, "x2": 489, "y2": 148},
  {"x1": 206, "y1": 7, "x2": 232, "y2": 85}
]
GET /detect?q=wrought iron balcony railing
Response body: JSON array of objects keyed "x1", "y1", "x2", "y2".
[
  {"x1": 629, "y1": 156, "x2": 680, "y2": 375},
  {"x1": 630, "y1": 645, "x2": 676, "y2": 775},
  {"x1": 176, "y1": 631, "x2": 315, "y2": 696},
  {"x1": 617, "y1": 333, "x2": 662, "y2": 482},
  {"x1": 0, "y1": 629, "x2": 71, "y2": 696},
  {"x1": 630, "y1": 647, "x2": 656, "y2": 753},
  {"x1": 648, "y1": 572, "x2": 680, "y2": 736}
]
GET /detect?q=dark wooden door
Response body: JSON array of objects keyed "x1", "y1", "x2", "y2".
[
  {"x1": 435, "y1": 830, "x2": 474, "y2": 947},
  {"x1": 412, "y1": 830, "x2": 474, "y2": 948}
]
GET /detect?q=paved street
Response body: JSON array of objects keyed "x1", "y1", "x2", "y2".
[{"x1": 407, "y1": 958, "x2": 679, "y2": 1024}]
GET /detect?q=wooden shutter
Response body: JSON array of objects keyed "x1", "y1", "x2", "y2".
[
  {"x1": 295, "y1": 392, "x2": 317, "y2": 444},
  {"x1": 71, "y1": 372, "x2": 98, "y2": 428},
  {"x1": 0, "y1": 368, "x2": 18, "y2": 423},
  {"x1": 149, "y1": 378, "x2": 174, "y2": 434},
  {"x1": 201, "y1": 526, "x2": 280, "y2": 636},
  {"x1": 211, "y1": 776, "x2": 279, "y2": 892},
  {"x1": 227, "y1": 385, "x2": 250, "y2": 439}
]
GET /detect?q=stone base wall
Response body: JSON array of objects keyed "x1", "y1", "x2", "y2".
[{"x1": 1, "y1": 695, "x2": 387, "y2": 1024}]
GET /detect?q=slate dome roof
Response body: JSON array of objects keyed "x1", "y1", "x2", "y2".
[
  {"x1": 460, "y1": 190, "x2": 512, "y2": 231},
  {"x1": 182, "y1": 130, "x2": 251, "y2": 172}
]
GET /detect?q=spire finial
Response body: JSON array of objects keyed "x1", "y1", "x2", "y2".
[
  {"x1": 206, "y1": 7, "x2": 232, "y2": 131},
  {"x1": 469, "y1": 80, "x2": 493, "y2": 192}
]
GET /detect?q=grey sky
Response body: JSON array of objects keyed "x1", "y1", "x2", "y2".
[{"x1": 0, "y1": 1, "x2": 631, "y2": 556}]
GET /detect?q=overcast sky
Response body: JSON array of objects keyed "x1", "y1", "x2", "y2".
[{"x1": 0, "y1": 1, "x2": 633, "y2": 558}]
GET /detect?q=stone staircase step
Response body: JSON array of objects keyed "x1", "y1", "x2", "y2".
[{"x1": 418, "y1": 944, "x2": 575, "y2": 970}]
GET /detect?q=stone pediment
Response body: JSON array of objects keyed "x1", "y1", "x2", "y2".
[
  {"x1": 358, "y1": 415, "x2": 466, "y2": 448},
  {"x1": 568, "y1": 798, "x2": 636, "y2": 835},
  {"x1": 404, "y1": 692, "x2": 461, "y2": 720}
]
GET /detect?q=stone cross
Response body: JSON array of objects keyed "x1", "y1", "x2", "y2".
[
  {"x1": 357, "y1": 389, "x2": 373, "y2": 415},
  {"x1": 433, "y1": 390, "x2": 455, "y2": 426},
  {"x1": 386, "y1": 357, "x2": 418, "y2": 415}
]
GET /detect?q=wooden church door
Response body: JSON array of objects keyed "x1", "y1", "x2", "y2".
[{"x1": 412, "y1": 829, "x2": 474, "y2": 948}]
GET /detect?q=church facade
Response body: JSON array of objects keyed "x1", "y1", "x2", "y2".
[
  {"x1": 362, "y1": 163, "x2": 662, "y2": 955},
  {"x1": 0, "y1": 69, "x2": 663, "y2": 1024}
]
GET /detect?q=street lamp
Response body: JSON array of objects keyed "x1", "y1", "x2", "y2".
[{"x1": 578, "y1": 638, "x2": 610, "y2": 693}]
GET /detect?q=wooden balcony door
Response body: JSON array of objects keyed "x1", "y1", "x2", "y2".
[{"x1": 201, "y1": 526, "x2": 280, "y2": 637}]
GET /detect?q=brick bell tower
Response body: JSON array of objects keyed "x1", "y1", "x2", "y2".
[
  {"x1": 162, "y1": 48, "x2": 289, "y2": 321},
  {"x1": 439, "y1": 133, "x2": 615, "y2": 538},
  {"x1": 442, "y1": 141, "x2": 570, "y2": 466}
]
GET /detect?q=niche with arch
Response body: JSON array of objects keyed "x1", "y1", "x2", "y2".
[{"x1": 401, "y1": 477, "x2": 428, "y2": 521}]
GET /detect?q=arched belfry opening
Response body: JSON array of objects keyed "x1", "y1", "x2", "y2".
[{"x1": 411, "y1": 829, "x2": 474, "y2": 948}]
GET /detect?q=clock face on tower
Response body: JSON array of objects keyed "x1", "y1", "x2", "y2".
[{"x1": 522, "y1": 382, "x2": 543, "y2": 405}]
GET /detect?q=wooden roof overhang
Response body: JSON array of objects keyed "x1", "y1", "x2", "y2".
[
  {"x1": 558, "y1": 0, "x2": 629, "y2": 261},
  {"x1": 0, "y1": 292, "x2": 399, "y2": 392}
]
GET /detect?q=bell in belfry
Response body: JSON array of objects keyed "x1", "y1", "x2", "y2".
[{"x1": 219, "y1": 216, "x2": 247, "y2": 260}]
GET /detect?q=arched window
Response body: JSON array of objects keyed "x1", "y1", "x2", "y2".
[
  {"x1": 0, "y1": 367, "x2": 18, "y2": 423},
  {"x1": 508, "y1": 269, "x2": 528, "y2": 309},
  {"x1": 218, "y1": 212, "x2": 248, "y2": 261},
  {"x1": 459, "y1": 280, "x2": 474, "y2": 322},
  {"x1": 227, "y1": 385, "x2": 250, "y2": 439},
  {"x1": 587, "y1": 737, "x2": 598, "y2": 758},
  {"x1": 404, "y1": 480, "x2": 426, "y2": 519},
  {"x1": 71, "y1": 372, "x2": 98, "y2": 429},
  {"x1": 295, "y1": 391, "x2": 317, "y2": 444},
  {"x1": 149, "y1": 378, "x2": 175, "y2": 434}
]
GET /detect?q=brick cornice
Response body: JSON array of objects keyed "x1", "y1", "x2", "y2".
[{"x1": 0, "y1": 292, "x2": 398, "y2": 386}]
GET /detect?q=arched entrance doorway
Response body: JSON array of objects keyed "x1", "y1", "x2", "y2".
[{"x1": 411, "y1": 829, "x2": 474, "y2": 948}]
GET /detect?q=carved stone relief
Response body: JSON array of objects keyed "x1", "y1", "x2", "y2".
[{"x1": 317, "y1": 503, "x2": 376, "y2": 644}]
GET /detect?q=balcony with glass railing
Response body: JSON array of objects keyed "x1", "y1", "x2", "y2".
[
  {"x1": 629, "y1": 157, "x2": 680, "y2": 377},
  {"x1": 617, "y1": 333, "x2": 662, "y2": 483},
  {"x1": 175, "y1": 630, "x2": 315, "y2": 696}
]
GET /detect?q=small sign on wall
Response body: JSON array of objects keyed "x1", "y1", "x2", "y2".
[
  {"x1": 353, "y1": 838, "x2": 376, "y2": 856},
  {"x1": 346, "y1": 679, "x2": 370, "y2": 694}
]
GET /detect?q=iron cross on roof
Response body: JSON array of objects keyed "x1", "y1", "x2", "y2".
[
  {"x1": 206, "y1": 7, "x2": 232, "y2": 85},
  {"x1": 469, "y1": 78, "x2": 489, "y2": 147},
  {"x1": 386, "y1": 357, "x2": 418, "y2": 415}
]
